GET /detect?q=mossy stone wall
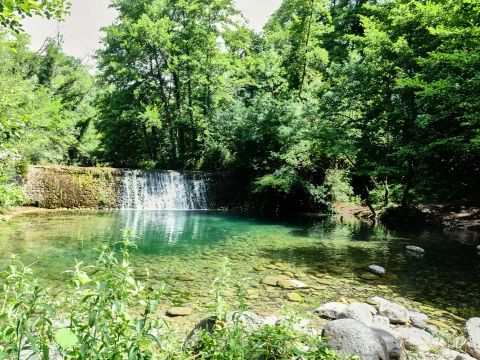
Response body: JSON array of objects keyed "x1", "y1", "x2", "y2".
[{"x1": 24, "y1": 166, "x2": 122, "y2": 209}]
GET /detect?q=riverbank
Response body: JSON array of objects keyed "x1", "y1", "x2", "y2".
[
  {"x1": 335, "y1": 202, "x2": 480, "y2": 231},
  {"x1": 0, "y1": 206, "x2": 63, "y2": 222}
]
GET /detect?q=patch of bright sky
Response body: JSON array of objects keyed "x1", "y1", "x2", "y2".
[{"x1": 23, "y1": 0, "x2": 282, "y2": 65}]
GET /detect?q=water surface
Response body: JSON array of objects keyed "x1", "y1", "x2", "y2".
[{"x1": 0, "y1": 210, "x2": 479, "y2": 324}]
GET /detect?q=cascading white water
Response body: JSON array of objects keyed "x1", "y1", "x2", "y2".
[{"x1": 120, "y1": 170, "x2": 208, "y2": 210}]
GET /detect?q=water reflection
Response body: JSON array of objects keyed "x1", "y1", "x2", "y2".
[
  {"x1": 116, "y1": 211, "x2": 229, "y2": 253},
  {"x1": 0, "y1": 211, "x2": 479, "y2": 319}
]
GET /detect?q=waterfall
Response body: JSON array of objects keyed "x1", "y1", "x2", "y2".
[{"x1": 120, "y1": 170, "x2": 209, "y2": 210}]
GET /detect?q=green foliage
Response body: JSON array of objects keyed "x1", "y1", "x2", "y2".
[
  {"x1": 1, "y1": 0, "x2": 480, "y2": 213},
  {"x1": 0, "y1": 0, "x2": 71, "y2": 33}
]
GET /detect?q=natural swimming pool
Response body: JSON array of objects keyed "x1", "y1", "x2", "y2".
[{"x1": 0, "y1": 210, "x2": 478, "y2": 326}]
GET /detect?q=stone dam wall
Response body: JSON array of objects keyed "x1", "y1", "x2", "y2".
[
  {"x1": 23, "y1": 166, "x2": 240, "y2": 209},
  {"x1": 24, "y1": 166, "x2": 123, "y2": 209}
]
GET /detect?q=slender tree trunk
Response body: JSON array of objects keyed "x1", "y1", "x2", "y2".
[
  {"x1": 384, "y1": 176, "x2": 389, "y2": 208},
  {"x1": 298, "y1": 0, "x2": 314, "y2": 99},
  {"x1": 401, "y1": 159, "x2": 414, "y2": 207},
  {"x1": 364, "y1": 185, "x2": 377, "y2": 219}
]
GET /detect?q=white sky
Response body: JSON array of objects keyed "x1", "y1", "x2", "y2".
[{"x1": 23, "y1": 0, "x2": 282, "y2": 64}]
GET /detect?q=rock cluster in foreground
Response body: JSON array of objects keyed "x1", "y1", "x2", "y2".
[{"x1": 186, "y1": 297, "x2": 479, "y2": 360}]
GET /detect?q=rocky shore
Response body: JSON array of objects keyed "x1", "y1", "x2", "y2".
[{"x1": 170, "y1": 296, "x2": 480, "y2": 360}]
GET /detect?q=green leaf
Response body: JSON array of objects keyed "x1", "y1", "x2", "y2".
[{"x1": 54, "y1": 329, "x2": 78, "y2": 349}]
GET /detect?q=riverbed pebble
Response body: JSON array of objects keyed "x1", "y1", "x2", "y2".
[
  {"x1": 260, "y1": 275, "x2": 286, "y2": 286},
  {"x1": 368, "y1": 264, "x2": 386, "y2": 275},
  {"x1": 166, "y1": 307, "x2": 193, "y2": 317},
  {"x1": 286, "y1": 292, "x2": 303, "y2": 302},
  {"x1": 277, "y1": 279, "x2": 308, "y2": 289},
  {"x1": 406, "y1": 245, "x2": 425, "y2": 254}
]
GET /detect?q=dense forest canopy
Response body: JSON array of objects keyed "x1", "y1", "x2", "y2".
[{"x1": 1, "y1": 0, "x2": 479, "y2": 213}]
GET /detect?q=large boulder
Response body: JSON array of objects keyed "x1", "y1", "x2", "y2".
[
  {"x1": 342, "y1": 303, "x2": 377, "y2": 326},
  {"x1": 314, "y1": 302, "x2": 347, "y2": 320},
  {"x1": 322, "y1": 319, "x2": 389, "y2": 360},
  {"x1": 465, "y1": 318, "x2": 480, "y2": 359},
  {"x1": 378, "y1": 301, "x2": 410, "y2": 324},
  {"x1": 372, "y1": 328, "x2": 406, "y2": 360}
]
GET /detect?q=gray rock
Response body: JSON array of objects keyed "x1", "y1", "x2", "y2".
[
  {"x1": 368, "y1": 265, "x2": 386, "y2": 275},
  {"x1": 409, "y1": 310, "x2": 429, "y2": 329},
  {"x1": 314, "y1": 302, "x2": 347, "y2": 320},
  {"x1": 441, "y1": 349, "x2": 477, "y2": 360},
  {"x1": 322, "y1": 319, "x2": 389, "y2": 360},
  {"x1": 227, "y1": 311, "x2": 266, "y2": 333},
  {"x1": 395, "y1": 327, "x2": 441, "y2": 352},
  {"x1": 406, "y1": 245, "x2": 425, "y2": 254},
  {"x1": 465, "y1": 318, "x2": 480, "y2": 359},
  {"x1": 342, "y1": 303, "x2": 377, "y2": 326},
  {"x1": 276, "y1": 317, "x2": 319, "y2": 337},
  {"x1": 378, "y1": 301, "x2": 410, "y2": 324},
  {"x1": 372, "y1": 328, "x2": 406, "y2": 360},
  {"x1": 371, "y1": 296, "x2": 392, "y2": 306},
  {"x1": 476, "y1": 245, "x2": 480, "y2": 252},
  {"x1": 373, "y1": 315, "x2": 392, "y2": 330}
]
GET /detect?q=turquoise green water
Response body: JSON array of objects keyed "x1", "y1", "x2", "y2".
[{"x1": 0, "y1": 210, "x2": 479, "y2": 325}]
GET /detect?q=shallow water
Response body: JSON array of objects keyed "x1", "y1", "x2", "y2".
[{"x1": 0, "y1": 210, "x2": 479, "y2": 325}]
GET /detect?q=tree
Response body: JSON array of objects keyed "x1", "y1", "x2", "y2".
[{"x1": 0, "y1": 0, "x2": 70, "y2": 32}]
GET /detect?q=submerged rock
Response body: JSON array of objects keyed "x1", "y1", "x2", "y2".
[
  {"x1": 368, "y1": 265, "x2": 386, "y2": 275},
  {"x1": 260, "y1": 275, "x2": 286, "y2": 286},
  {"x1": 465, "y1": 318, "x2": 480, "y2": 359},
  {"x1": 406, "y1": 245, "x2": 425, "y2": 254},
  {"x1": 360, "y1": 272, "x2": 381, "y2": 280},
  {"x1": 166, "y1": 307, "x2": 193, "y2": 317},
  {"x1": 277, "y1": 279, "x2": 308, "y2": 290},
  {"x1": 314, "y1": 302, "x2": 347, "y2": 320},
  {"x1": 285, "y1": 292, "x2": 303, "y2": 302},
  {"x1": 322, "y1": 319, "x2": 389, "y2": 360}
]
